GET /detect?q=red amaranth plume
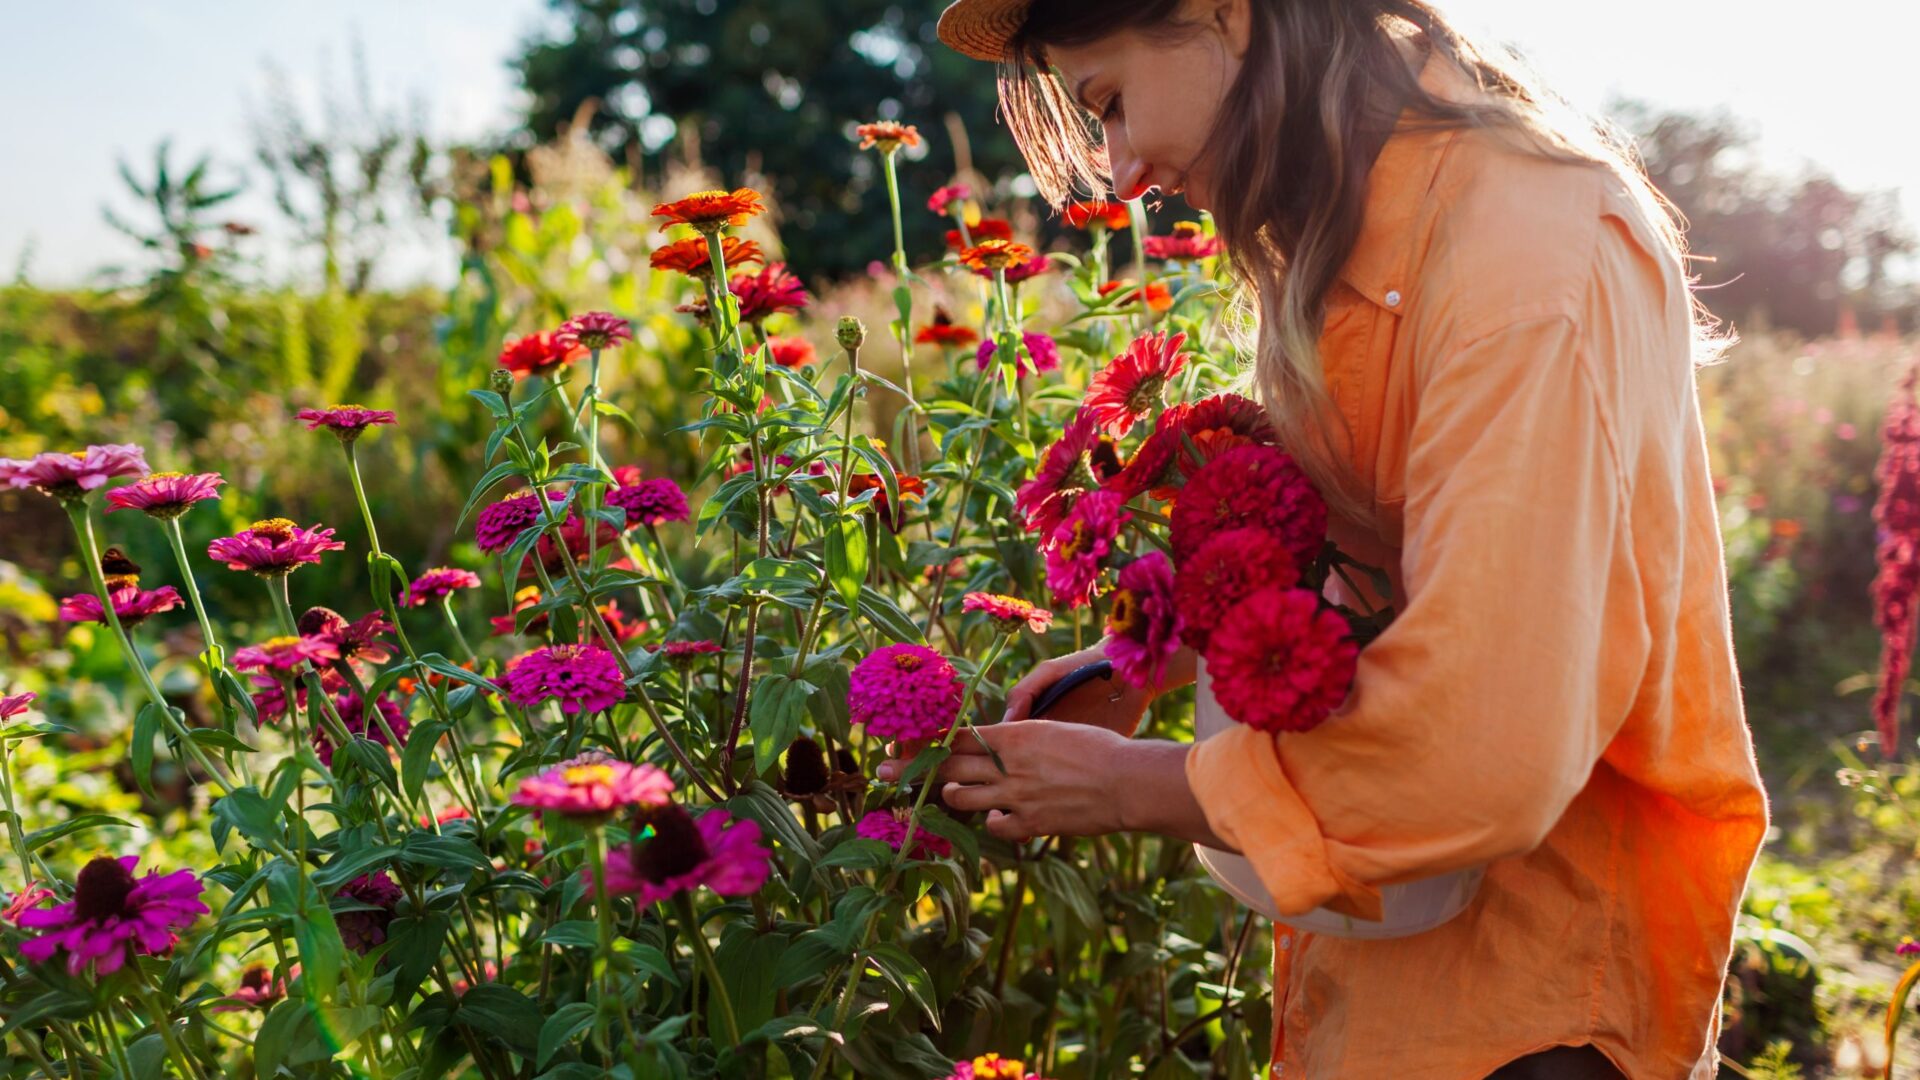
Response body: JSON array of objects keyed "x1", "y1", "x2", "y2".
[{"x1": 1871, "y1": 355, "x2": 1920, "y2": 755}]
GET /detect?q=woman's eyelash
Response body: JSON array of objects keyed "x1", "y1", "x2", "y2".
[{"x1": 1100, "y1": 96, "x2": 1121, "y2": 122}]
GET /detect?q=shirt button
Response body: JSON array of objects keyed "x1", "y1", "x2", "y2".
[
  {"x1": 1384, "y1": 290, "x2": 1402, "y2": 307},
  {"x1": 1278, "y1": 933, "x2": 1292, "y2": 951}
]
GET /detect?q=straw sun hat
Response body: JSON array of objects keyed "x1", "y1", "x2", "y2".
[{"x1": 936, "y1": 0, "x2": 1035, "y2": 61}]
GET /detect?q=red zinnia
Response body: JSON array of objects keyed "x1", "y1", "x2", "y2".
[
  {"x1": 946, "y1": 217, "x2": 1012, "y2": 252},
  {"x1": 854, "y1": 121, "x2": 921, "y2": 153},
  {"x1": 1872, "y1": 357, "x2": 1920, "y2": 754},
  {"x1": 1063, "y1": 200, "x2": 1132, "y2": 230},
  {"x1": 1169, "y1": 445, "x2": 1327, "y2": 571},
  {"x1": 1143, "y1": 221, "x2": 1223, "y2": 261},
  {"x1": 1017, "y1": 410, "x2": 1103, "y2": 540},
  {"x1": 650, "y1": 236, "x2": 764, "y2": 280},
  {"x1": 1082, "y1": 330, "x2": 1189, "y2": 436},
  {"x1": 1097, "y1": 278, "x2": 1174, "y2": 314},
  {"x1": 766, "y1": 336, "x2": 816, "y2": 368},
  {"x1": 498, "y1": 332, "x2": 587, "y2": 379},
  {"x1": 730, "y1": 262, "x2": 809, "y2": 323},
  {"x1": 1174, "y1": 527, "x2": 1300, "y2": 652},
  {"x1": 1114, "y1": 393, "x2": 1275, "y2": 501},
  {"x1": 1204, "y1": 586, "x2": 1357, "y2": 734},
  {"x1": 651, "y1": 188, "x2": 765, "y2": 234},
  {"x1": 847, "y1": 472, "x2": 926, "y2": 531},
  {"x1": 915, "y1": 308, "x2": 979, "y2": 349}
]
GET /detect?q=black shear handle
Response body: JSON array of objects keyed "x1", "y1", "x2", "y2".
[{"x1": 1027, "y1": 659, "x2": 1116, "y2": 719}]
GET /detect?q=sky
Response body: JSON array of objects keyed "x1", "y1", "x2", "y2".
[{"x1": 3, "y1": 1, "x2": 1915, "y2": 288}]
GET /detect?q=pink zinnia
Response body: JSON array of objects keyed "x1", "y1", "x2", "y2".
[
  {"x1": 658, "y1": 639, "x2": 724, "y2": 665},
  {"x1": 597, "y1": 805, "x2": 771, "y2": 904},
  {"x1": 207, "y1": 519, "x2": 345, "y2": 576},
  {"x1": 962, "y1": 593, "x2": 1054, "y2": 634},
  {"x1": 1082, "y1": 331, "x2": 1189, "y2": 436},
  {"x1": 232, "y1": 635, "x2": 339, "y2": 673},
  {"x1": 608, "y1": 477, "x2": 691, "y2": 528},
  {"x1": 405, "y1": 566, "x2": 484, "y2": 607},
  {"x1": 498, "y1": 644, "x2": 627, "y2": 714},
  {"x1": 856, "y1": 809, "x2": 952, "y2": 860},
  {"x1": 976, "y1": 332, "x2": 1061, "y2": 378},
  {"x1": 58, "y1": 585, "x2": 183, "y2": 629},
  {"x1": 849, "y1": 643, "x2": 965, "y2": 741},
  {"x1": 1143, "y1": 222, "x2": 1223, "y2": 261},
  {"x1": 336, "y1": 872, "x2": 402, "y2": 953},
  {"x1": 997, "y1": 253, "x2": 1053, "y2": 284},
  {"x1": 1174, "y1": 527, "x2": 1300, "y2": 652},
  {"x1": 475, "y1": 491, "x2": 562, "y2": 553},
  {"x1": 311, "y1": 692, "x2": 409, "y2": 767},
  {"x1": 295, "y1": 404, "x2": 397, "y2": 443},
  {"x1": 1169, "y1": 445, "x2": 1327, "y2": 570},
  {"x1": 730, "y1": 263, "x2": 810, "y2": 323},
  {"x1": 1044, "y1": 490, "x2": 1131, "y2": 609},
  {"x1": 0, "y1": 445, "x2": 148, "y2": 500},
  {"x1": 554, "y1": 311, "x2": 633, "y2": 351},
  {"x1": 0, "y1": 692, "x2": 36, "y2": 722},
  {"x1": 3, "y1": 882, "x2": 55, "y2": 924},
  {"x1": 299, "y1": 607, "x2": 394, "y2": 663},
  {"x1": 512, "y1": 755, "x2": 675, "y2": 820},
  {"x1": 1017, "y1": 410, "x2": 1103, "y2": 540},
  {"x1": 1104, "y1": 551, "x2": 1182, "y2": 689},
  {"x1": 1873, "y1": 358, "x2": 1920, "y2": 754},
  {"x1": 927, "y1": 184, "x2": 970, "y2": 215},
  {"x1": 1205, "y1": 586, "x2": 1358, "y2": 733},
  {"x1": 104, "y1": 471, "x2": 224, "y2": 519},
  {"x1": 219, "y1": 965, "x2": 288, "y2": 1011},
  {"x1": 16, "y1": 855, "x2": 206, "y2": 975}
]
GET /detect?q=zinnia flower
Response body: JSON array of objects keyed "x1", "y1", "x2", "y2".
[
  {"x1": 650, "y1": 236, "x2": 764, "y2": 279},
  {"x1": 498, "y1": 331, "x2": 587, "y2": 379},
  {"x1": 849, "y1": 643, "x2": 964, "y2": 741},
  {"x1": 854, "y1": 121, "x2": 920, "y2": 153},
  {"x1": 928, "y1": 184, "x2": 970, "y2": 215},
  {"x1": 0, "y1": 692, "x2": 35, "y2": 722},
  {"x1": 731, "y1": 262, "x2": 809, "y2": 323},
  {"x1": 1082, "y1": 330, "x2": 1189, "y2": 436},
  {"x1": 335, "y1": 872, "x2": 401, "y2": 953},
  {"x1": 58, "y1": 585, "x2": 183, "y2": 629},
  {"x1": 232, "y1": 635, "x2": 339, "y2": 674},
  {"x1": 1175, "y1": 527, "x2": 1300, "y2": 652},
  {"x1": 1169, "y1": 445, "x2": 1327, "y2": 570},
  {"x1": 766, "y1": 336, "x2": 816, "y2": 368},
  {"x1": 1103, "y1": 552, "x2": 1182, "y2": 689},
  {"x1": 311, "y1": 691, "x2": 409, "y2": 767},
  {"x1": 1205, "y1": 586, "x2": 1357, "y2": 733},
  {"x1": 1114, "y1": 392, "x2": 1276, "y2": 501},
  {"x1": 1144, "y1": 221, "x2": 1224, "y2": 261},
  {"x1": 0, "y1": 445, "x2": 148, "y2": 500},
  {"x1": 597, "y1": 805, "x2": 771, "y2": 903},
  {"x1": 960, "y1": 239, "x2": 1037, "y2": 273},
  {"x1": 608, "y1": 477, "x2": 691, "y2": 527},
  {"x1": 1063, "y1": 200, "x2": 1132, "y2": 230},
  {"x1": 220, "y1": 965, "x2": 288, "y2": 1011},
  {"x1": 998, "y1": 253, "x2": 1054, "y2": 284},
  {"x1": 405, "y1": 566, "x2": 483, "y2": 607},
  {"x1": 651, "y1": 188, "x2": 765, "y2": 234},
  {"x1": 1873, "y1": 358, "x2": 1920, "y2": 753},
  {"x1": 846, "y1": 471, "x2": 926, "y2": 531},
  {"x1": 497, "y1": 644, "x2": 627, "y2": 714},
  {"x1": 1096, "y1": 278, "x2": 1174, "y2": 314},
  {"x1": 553, "y1": 311, "x2": 633, "y2": 352},
  {"x1": 915, "y1": 308, "x2": 979, "y2": 349},
  {"x1": 976, "y1": 332, "x2": 1061, "y2": 377},
  {"x1": 475, "y1": 491, "x2": 561, "y2": 553},
  {"x1": 3, "y1": 882, "x2": 54, "y2": 924},
  {"x1": 856, "y1": 809, "x2": 951, "y2": 860},
  {"x1": 950, "y1": 1054, "x2": 1043, "y2": 1080},
  {"x1": 658, "y1": 639, "x2": 724, "y2": 666},
  {"x1": 295, "y1": 404, "x2": 397, "y2": 443},
  {"x1": 104, "y1": 471, "x2": 224, "y2": 519},
  {"x1": 16, "y1": 856, "x2": 206, "y2": 975},
  {"x1": 1017, "y1": 410, "x2": 1103, "y2": 540},
  {"x1": 946, "y1": 217, "x2": 1012, "y2": 252},
  {"x1": 207, "y1": 519, "x2": 346, "y2": 576},
  {"x1": 512, "y1": 755, "x2": 675, "y2": 820},
  {"x1": 963, "y1": 593, "x2": 1054, "y2": 634},
  {"x1": 1045, "y1": 490, "x2": 1131, "y2": 609},
  {"x1": 298, "y1": 607, "x2": 395, "y2": 664}
]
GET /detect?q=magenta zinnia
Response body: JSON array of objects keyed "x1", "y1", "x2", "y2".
[
  {"x1": 730, "y1": 262, "x2": 809, "y2": 323},
  {"x1": 1143, "y1": 221, "x2": 1223, "y2": 261},
  {"x1": 232, "y1": 635, "x2": 339, "y2": 674},
  {"x1": 1044, "y1": 490, "x2": 1131, "y2": 609},
  {"x1": 0, "y1": 692, "x2": 35, "y2": 722},
  {"x1": 0, "y1": 445, "x2": 148, "y2": 500},
  {"x1": 927, "y1": 184, "x2": 970, "y2": 215},
  {"x1": 295, "y1": 404, "x2": 397, "y2": 443},
  {"x1": 1205, "y1": 586, "x2": 1357, "y2": 734},
  {"x1": 608, "y1": 477, "x2": 691, "y2": 527},
  {"x1": 104, "y1": 471, "x2": 224, "y2": 519},
  {"x1": 335, "y1": 871, "x2": 402, "y2": 954},
  {"x1": 848, "y1": 643, "x2": 965, "y2": 741},
  {"x1": 59, "y1": 585, "x2": 183, "y2": 629},
  {"x1": 1017, "y1": 410, "x2": 1103, "y2": 541},
  {"x1": 207, "y1": 519, "x2": 346, "y2": 576},
  {"x1": 1174, "y1": 527, "x2": 1300, "y2": 652},
  {"x1": 1872, "y1": 358, "x2": 1920, "y2": 754},
  {"x1": 404, "y1": 566, "x2": 483, "y2": 607},
  {"x1": 1169, "y1": 445, "x2": 1327, "y2": 570},
  {"x1": 963, "y1": 592, "x2": 1054, "y2": 634},
  {"x1": 475, "y1": 491, "x2": 562, "y2": 553},
  {"x1": 16, "y1": 855, "x2": 206, "y2": 975},
  {"x1": 513, "y1": 755, "x2": 675, "y2": 820},
  {"x1": 311, "y1": 691, "x2": 410, "y2": 767},
  {"x1": 300, "y1": 607, "x2": 395, "y2": 663},
  {"x1": 597, "y1": 805, "x2": 772, "y2": 904},
  {"x1": 1104, "y1": 552, "x2": 1182, "y2": 689},
  {"x1": 1082, "y1": 330, "x2": 1189, "y2": 436},
  {"x1": 976, "y1": 332, "x2": 1061, "y2": 378},
  {"x1": 856, "y1": 808, "x2": 952, "y2": 860},
  {"x1": 554, "y1": 311, "x2": 634, "y2": 351},
  {"x1": 498, "y1": 644, "x2": 627, "y2": 714}
]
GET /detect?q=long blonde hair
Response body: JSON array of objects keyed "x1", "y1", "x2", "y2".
[{"x1": 998, "y1": 0, "x2": 1728, "y2": 528}]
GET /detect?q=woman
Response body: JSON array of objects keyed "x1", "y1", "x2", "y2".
[{"x1": 881, "y1": 0, "x2": 1771, "y2": 1076}]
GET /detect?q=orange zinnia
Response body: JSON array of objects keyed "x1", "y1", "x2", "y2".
[
  {"x1": 649, "y1": 236, "x2": 765, "y2": 280},
  {"x1": 854, "y1": 121, "x2": 921, "y2": 153},
  {"x1": 1098, "y1": 278, "x2": 1174, "y2": 314},
  {"x1": 651, "y1": 187, "x2": 765, "y2": 234},
  {"x1": 959, "y1": 238, "x2": 1037, "y2": 273},
  {"x1": 1063, "y1": 199, "x2": 1132, "y2": 230}
]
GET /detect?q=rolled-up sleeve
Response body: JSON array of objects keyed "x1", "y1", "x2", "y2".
[{"x1": 1186, "y1": 312, "x2": 1650, "y2": 919}]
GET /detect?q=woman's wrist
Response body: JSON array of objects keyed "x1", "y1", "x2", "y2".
[{"x1": 1111, "y1": 738, "x2": 1229, "y2": 848}]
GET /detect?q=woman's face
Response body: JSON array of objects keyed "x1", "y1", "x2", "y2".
[{"x1": 1043, "y1": 0, "x2": 1250, "y2": 212}]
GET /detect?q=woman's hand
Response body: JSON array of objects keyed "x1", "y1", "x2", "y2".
[{"x1": 1001, "y1": 642, "x2": 1147, "y2": 734}]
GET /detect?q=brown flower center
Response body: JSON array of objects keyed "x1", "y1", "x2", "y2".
[
  {"x1": 297, "y1": 606, "x2": 346, "y2": 638},
  {"x1": 1060, "y1": 520, "x2": 1091, "y2": 561},
  {"x1": 73, "y1": 856, "x2": 137, "y2": 923},
  {"x1": 782, "y1": 736, "x2": 829, "y2": 796},
  {"x1": 631, "y1": 804, "x2": 709, "y2": 883},
  {"x1": 1108, "y1": 589, "x2": 1142, "y2": 635},
  {"x1": 891, "y1": 653, "x2": 924, "y2": 672}
]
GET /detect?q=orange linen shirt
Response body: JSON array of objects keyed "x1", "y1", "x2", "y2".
[{"x1": 1184, "y1": 45, "x2": 1770, "y2": 1080}]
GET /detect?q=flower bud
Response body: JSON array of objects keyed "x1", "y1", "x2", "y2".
[
  {"x1": 836, "y1": 316, "x2": 866, "y2": 354},
  {"x1": 489, "y1": 368, "x2": 515, "y2": 397}
]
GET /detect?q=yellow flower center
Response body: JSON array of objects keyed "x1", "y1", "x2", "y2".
[
  {"x1": 513, "y1": 586, "x2": 542, "y2": 605},
  {"x1": 1171, "y1": 221, "x2": 1204, "y2": 239},
  {"x1": 68, "y1": 450, "x2": 88, "y2": 460},
  {"x1": 1108, "y1": 589, "x2": 1141, "y2": 635},
  {"x1": 891, "y1": 653, "x2": 924, "y2": 672},
  {"x1": 565, "y1": 764, "x2": 615, "y2": 787},
  {"x1": 147, "y1": 471, "x2": 186, "y2": 481},
  {"x1": 327, "y1": 403, "x2": 365, "y2": 411},
  {"x1": 1060, "y1": 520, "x2": 1091, "y2": 561},
  {"x1": 249, "y1": 518, "x2": 296, "y2": 541},
  {"x1": 263, "y1": 635, "x2": 303, "y2": 650}
]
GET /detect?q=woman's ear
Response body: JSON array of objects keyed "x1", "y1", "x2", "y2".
[{"x1": 1209, "y1": 0, "x2": 1253, "y2": 59}]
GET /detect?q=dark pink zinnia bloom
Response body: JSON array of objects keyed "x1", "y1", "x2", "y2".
[
  {"x1": 218, "y1": 965, "x2": 287, "y2": 1011},
  {"x1": 0, "y1": 445, "x2": 148, "y2": 499},
  {"x1": 232, "y1": 635, "x2": 340, "y2": 674},
  {"x1": 1044, "y1": 489, "x2": 1131, "y2": 609},
  {"x1": 993, "y1": 253, "x2": 1053, "y2": 284},
  {"x1": 311, "y1": 691, "x2": 409, "y2": 767},
  {"x1": 405, "y1": 566, "x2": 484, "y2": 607},
  {"x1": 1174, "y1": 527, "x2": 1300, "y2": 652},
  {"x1": 658, "y1": 639, "x2": 724, "y2": 665},
  {"x1": 498, "y1": 644, "x2": 627, "y2": 714},
  {"x1": 0, "y1": 691, "x2": 36, "y2": 722},
  {"x1": 16, "y1": 855, "x2": 206, "y2": 975},
  {"x1": 207, "y1": 519, "x2": 345, "y2": 576},
  {"x1": 1872, "y1": 358, "x2": 1920, "y2": 754},
  {"x1": 300, "y1": 607, "x2": 395, "y2": 664},
  {"x1": 498, "y1": 331, "x2": 587, "y2": 379},
  {"x1": 608, "y1": 477, "x2": 690, "y2": 528},
  {"x1": 730, "y1": 263, "x2": 810, "y2": 324},
  {"x1": 856, "y1": 808, "x2": 952, "y2": 860},
  {"x1": 1204, "y1": 586, "x2": 1357, "y2": 733},
  {"x1": 596, "y1": 805, "x2": 771, "y2": 904},
  {"x1": 335, "y1": 871, "x2": 402, "y2": 953},
  {"x1": 849, "y1": 643, "x2": 964, "y2": 741},
  {"x1": 1169, "y1": 445, "x2": 1327, "y2": 570},
  {"x1": 927, "y1": 184, "x2": 970, "y2": 215},
  {"x1": 104, "y1": 471, "x2": 224, "y2": 519},
  {"x1": 962, "y1": 592, "x2": 1054, "y2": 634},
  {"x1": 475, "y1": 491, "x2": 561, "y2": 553},
  {"x1": 1017, "y1": 410, "x2": 1103, "y2": 541},
  {"x1": 1082, "y1": 330, "x2": 1190, "y2": 437},
  {"x1": 295, "y1": 404, "x2": 397, "y2": 442},
  {"x1": 554, "y1": 311, "x2": 633, "y2": 351},
  {"x1": 1104, "y1": 551, "x2": 1183, "y2": 689},
  {"x1": 58, "y1": 585, "x2": 184, "y2": 629},
  {"x1": 1143, "y1": 222, "x2": 1224, "y2": 261},
  {"x1": 513, "y1": 754, "x2": 675, "y2": 819},
  {"x1": 976, "y1": 332, "x2": 1061, "y2": 378}
]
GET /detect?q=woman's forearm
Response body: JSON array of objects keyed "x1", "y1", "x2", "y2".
[{"x1": 1113, "y1": 738, "x2": 1234, "y2": 850}]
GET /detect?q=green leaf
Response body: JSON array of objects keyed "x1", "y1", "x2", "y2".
[
  {"x1": 816, "y1": 838, "x2": 894, "y2": 872},
  {"x1": 865, "y1": 942, "x2": 941, "y2": 1029},
  {"x1": 312, "y1": 843, "x2": 400, "y2": 890},
  {"x1": 749, "y1": 675, "x2": 815, "y2": 775},
  {"x1": 712, "y1": 929, "x2": 788, "y2": 1038},
  {"x1": 214, "y1": 787, "x2": 286, "y2": 849},
  {"x1": 268, "y1": 862, "x2": 342, "y2": 1004},
  {"x1": 856, "y1": 585, "x2": 923, "y2": 644},
  {"x1": 591, "y1": 397, "x2": 639, "y2": 433},
  {"x1": 186, "y1": 727, "x2": 255, "y2": 753},
  {"x1": 824, "y1": 515, "x2": 867, "y2": 608},
  {"x1": 541, "y1": 920, "x2": 599, "y2": 949},
  {"x1": 24, "y1": 814, "x2": 131, "y2": 854},
  {"x1": 455, "y1": 984, "x2": 543, "y2": 1056},
  {"x1": 400, "y1": 832, "x2": 492, "y2": 874},
  {"x1": 130, "y1": 702, "x2": 162, "y2": 800},
  {"x1": 402, "y1": 719, "x2": 453, "y2": 802},
  {"x1": 538, "y1": 1001, "x2": 596, "y2": 1068}
]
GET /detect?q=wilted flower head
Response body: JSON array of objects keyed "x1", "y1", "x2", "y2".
[
  {"x1": 1144, "y1": 220, "x2": 1223, "y2": 261},
  {"x1": 730, "y1": 262, "x2": 809, "y2": 323},
  {"x1": 59, "y1": 585, "x2": 183, "y2": 629},
  {"x1": 0, "y1": 445, "x2": 148, "y2": 501},
  {"x1": 927, "y1": 184, "x2": 971, "y2": 215},
  {"x1": 498, "y1": 643, "x2": 627, "y2": 714},
  {"x1": 1045, "y1": 490, "x2": 1131, "y2": 609},
  {"x1": 963, "y1": 593, "x2": 1054, "y2": 634},
  {"x1": 513, "y1": 755, "x2": 675, "y2": 820},
  {"x1": 1063, "y1": 200, "x2": 1132, "y2": 230},
  {"x1": 598, "y1": 805, "x2": 772, "y2": 904},
  {"x1": 295, "y1": 405, "x2": 397, "y2": 444},
  {"x1": 837, "y1": 316, "x2": 867, "y2": 353},
  {"x1": 652, "y1": 187, "x2": 766, "y2": 234},
  {"x1": 849, "y1": 643, "x2": 965, "y2": 741},
  {"x1": 16, "y1": 856, "x2": 206, "y2": 975},
  {"x1": 104, "y1": 471, "x2": 224, "y2": 519},
  {"x1": 335, "y1": 872, "x2": 402, "y2": 954},
  {"x1": 555, "y1": 311, "x2": 633, "y2": 351},
  {"x1": 232, "y1": 635, "x2": 339, "y2": 674},
  {"x1": 856, "y1": 809, "x2": 952, "y2": 860},
  {"x1": 207, "y1": 520, "x2": 346, "y2": 577},
  {"x1": 960, "y1": 239, "x2": 1038, "y2": 273},
  {"x1": 1082, "y1": 330, "x2": 1189, "y2": 436},
  {"x1": 782, "y1": 736, "x2": 831, "y2": 796},
  {"x1": 854, "y1": 121, "x2": 921, "y2": 153},
  {"x1": 650, "y1": 236, "x2": 765, "y2": 280},
  {"x1": 1205, "y1": 586, "x2": 1358, "y2": 733},
  {"x1": 404, "y1": 566, "x2": 483, "y2": 607},
  {"x1": 498, "y1": 331, "x2": 587, "y2": 379},
  {"x1": 1105, "y1": 552, "x2": 1182, "y2": 689},
  {"x1": 3, "y1": 882, "x2": 55, "y2": 925}
]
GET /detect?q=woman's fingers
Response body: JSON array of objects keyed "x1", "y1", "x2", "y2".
[
  {"x1": 933, "y1": 753, "x2": 1004, "y2": 786},
  {"x1": 1003, "y1": 654, "x2": 1085, "y2": 723},
  {"x1": 941, "y1": 780, "x2": 1010, "y2": 813},
  {"x1": 985, "y1": 809, "x2": 1032, "y2": 842}
]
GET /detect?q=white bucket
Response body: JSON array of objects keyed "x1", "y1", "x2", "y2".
[{"x1": 1191, "y1": 657, "x2": 1484, "y2": 939}]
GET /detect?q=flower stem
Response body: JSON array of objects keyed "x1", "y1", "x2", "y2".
[
  {"x1": 0, "y1": 731, "x2": 37, "y2": 890},
  {"x1": 585, "y1": 824, "x2": 616, "y2": 1055},
  {"x1": 882, "y1": 149, "x2": 923, "y2": 475},
  {"x1": 676, "y1": 891, "x2": 742, "y2": 1045},
  {"x1": 162, "y1": 517, "x2": 231, "y2": 694}
]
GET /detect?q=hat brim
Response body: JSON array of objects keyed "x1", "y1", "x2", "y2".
[{"x1": 936, "y1": 0, "x2": 1031, "y2": 62}]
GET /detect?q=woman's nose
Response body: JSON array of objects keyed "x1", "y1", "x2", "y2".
[{"x1": 1105, "y1": 125, "x2": 1150, "y2": 203}]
